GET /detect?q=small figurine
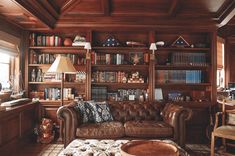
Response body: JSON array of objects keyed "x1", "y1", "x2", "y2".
[
  {"x1": 31, "y1": 69, "x2": 36, "y2": 82},
  {"x1": 36, "y1": 68, "x2": 43, "y2": 82},
  {"x1": 132, "y1": 54, "x2": 141, "y2": 65}
]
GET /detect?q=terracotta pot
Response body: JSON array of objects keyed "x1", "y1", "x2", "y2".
[{"x1": 63, "y1": 38, "x2": 72, "y2": 46}]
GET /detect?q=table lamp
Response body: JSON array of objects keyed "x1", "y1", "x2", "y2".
[
  {"x1": 47, "y1": 55, "x2": 77, "y2": 106},
  {"x1": 47, "y1": 55, "x2": 76, "y2": 142}
]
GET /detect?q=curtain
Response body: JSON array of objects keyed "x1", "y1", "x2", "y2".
[
  {"x1": 217, "y1": 36, "x2": 224, "y2": 69},
  {"x1": 0, "y1": 31, "x2": 20, "y2": 56}
]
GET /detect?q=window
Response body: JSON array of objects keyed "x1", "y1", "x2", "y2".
[
  {"x1": 217, "y1": 37, "x2": 225, "y2": 89},
  {"x1": 0, "y1": 53, "x2": 10, "y2": 89},
  {"x1": 0, "y1": 31, "x2": 21, "y2": 102}
]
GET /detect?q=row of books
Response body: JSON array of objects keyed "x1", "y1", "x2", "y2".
[
  {"x1": 30, "y1": 33, "x2": 62, "y2": 46},
  {"x1": 91, "y1": 52, "x2": 126, "y2": 65},
  {"x1": 43, "y1": 72, "x2": 86, "y2": 83},
  {"x1": 156, "y1": 70, "x2": 205, "y2": 84},
  {"x1": 170, "y1": 52, "x2": 208, "y2": 66},
  {"x1": 30, "y1": 52, "x2": 86, "y2": 65},
  {"x1": 91, "y1": 87, "x2": 107, "y2": 101},
  {"x1": 44, "y1": 88, "x2": 74, "y2": 100},
  {"x1": 115, "y1": 89, "x2": 148, "y2": 101},
  {"x1": 91, "y1": 86, "x2": 147, "y2": 101},
  {"x1": 30, "y1": 51, "x2": 56, "y2": 64},
  {"x1": 92, "y1": 71, "x2": 127, "y2": 83}
]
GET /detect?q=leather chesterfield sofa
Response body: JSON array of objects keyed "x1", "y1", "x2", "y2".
[{"x1": 57, "y1": 101, "x2": 192, "y2": 148}]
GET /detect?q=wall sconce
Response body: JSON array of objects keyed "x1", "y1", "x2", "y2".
[
  {"x1": 84, "y1": 42, "x2": 91, "y2": 59},
  {"x1": 149, "y1": 43, "x2": 157, "y2": 55}
]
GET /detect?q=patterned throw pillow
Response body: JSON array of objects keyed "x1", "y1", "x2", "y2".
[
  {"x1": 89, "y1": 101, "x2": 114, "y2": 123},
  {"x1": 74, "y1": 101, "x2": 94, "y2": 123}
]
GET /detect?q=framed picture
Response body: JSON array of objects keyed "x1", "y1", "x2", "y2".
[
  {"x1": 129, "y1": 52, "x2": 143, "y2": 65},
  {"x1": 155, "y1": 88, "x2": 163, "y2": 101}
]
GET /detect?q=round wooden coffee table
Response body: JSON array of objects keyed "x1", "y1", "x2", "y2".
[{"x1": 120, "y1": 140, "x2": 179, "y2": 156}]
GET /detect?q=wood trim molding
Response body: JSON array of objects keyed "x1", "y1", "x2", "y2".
[
  {"x1": 101, "y1": 0, "x2": 110, "y2": 16},
  {"x1": 60, "y1": 0, "x2": 82, "y2": 16},
  {"x1": 14, "y1": 0, "x2": 57, "y2": 29},
  {"x1": 215, "y1": 0, "x2": 235, "y2": 26}
]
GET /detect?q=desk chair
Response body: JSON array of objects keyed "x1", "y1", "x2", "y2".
[{"x1": 211, "y1": 100, "x2": 235, "y2": 156}]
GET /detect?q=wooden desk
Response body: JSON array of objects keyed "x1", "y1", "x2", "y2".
[{"x1": 0, "y1": 101, "x2": 38, "y2": 154}]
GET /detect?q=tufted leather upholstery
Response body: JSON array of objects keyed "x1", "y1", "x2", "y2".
[
  {"x1": 109, "y1": 101, "x2": 161, "y2": 122},
  {"x1": 124, "y1": 120, "x2": 173, "y2": 138},
  {"x1": 76, "y1": 121, "x2": 125, "y2": 139},
  {"x1": 57, "y1": 101, "x2": 192, "y2": 148}
]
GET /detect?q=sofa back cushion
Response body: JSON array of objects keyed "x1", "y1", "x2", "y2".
[{"x1": 109, "y1": 101, "x2": 161, "y2": 122}]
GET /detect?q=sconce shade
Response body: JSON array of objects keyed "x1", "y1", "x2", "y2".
[
  {"x1": 149, "y1": 43, "x2": 157, "y2": 50},
  {"x1": 47, "y1": 55, "x2": 76, "y2": 73},
  {"x1": 84, "y1": 42, "x2": 91, "y2": 50}
]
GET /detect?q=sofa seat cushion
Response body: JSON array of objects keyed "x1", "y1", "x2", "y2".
[
  {"x1": 76, "y1": 121, "x2": 124, "y2": 139},
  {"x1": 124, "y1": 121, "x2": 173, "y2": 138}
]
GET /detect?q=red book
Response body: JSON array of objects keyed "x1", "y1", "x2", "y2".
[
  {"x1": 46, "y1": 36, "x2": 50, "y2": 46},
  {"x1": 91, "y1": 51, "x2": 96, "y2": 65}
]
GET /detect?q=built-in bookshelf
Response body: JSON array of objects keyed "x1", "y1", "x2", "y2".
[
  {"x1": 27, "y1": 34, "x2": 88, "y2": 104},
  {"x1": 26, "y1": 31, "x2": 215, "y2": 105},
  {"x1": 91, "y1": 46, "x2": 150, "y2": 102},
  {"x1": 154, "y1": 32, "x2": 213, "y2": 104}
]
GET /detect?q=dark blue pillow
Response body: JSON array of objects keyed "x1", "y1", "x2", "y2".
[
  {"x1": 74, "y1": 101, "x2": 94, "y2": 123},
  {"x1": 89, "y1": 101, "x2": 114, "y2": 123}
]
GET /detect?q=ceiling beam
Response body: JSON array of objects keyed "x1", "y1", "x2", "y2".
[
  {"x1": 101, "y1": 0, "x2": 110, "y2": 16},
  {"x1": 216, "y1": 0, "x2": 235, "y2": 26},
  {"x1": 39, "y1": 0, "x2": 59, "y2": 19},
  {"x1": 60, "y1": 0, "x2": 81, "y2": 16},
  {"x1": 14, "y1": 0, "x2": 56, "y2": 29},
  {"x1": 168, "y1": 0, "x2": 181, "y2": 17}
]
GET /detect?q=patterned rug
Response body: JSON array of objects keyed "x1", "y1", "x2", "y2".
[{"x1": 10, "y1": 141, "x2": 225, "y2": 156}]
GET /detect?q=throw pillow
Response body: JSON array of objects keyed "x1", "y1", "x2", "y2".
[
  {"x1": 89, "y1": 101, "x2": 114, "y2": 123},
  {"x1": 74, "y1": 101, "x2": 94, "y2": 123}
]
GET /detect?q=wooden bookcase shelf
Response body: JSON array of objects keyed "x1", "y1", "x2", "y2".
[
  {"x1": 29, "y1": 82, "x2": 85, "y2": 85},
  {"x1": 92, "y1": 83, "x2": 148, "y2": 89},
  {"x1": 155, "y1": 65, "x2": 209, "y2": 70},
  {"x1": 93, "y1": 46, "x2": 148, "y2": 51},
  {"x1": 92, "y1": 64, "x2": 149, "y2": 70},
  {"x1": 155, "y1": 83, "x2": 211, "y2": 87},
  {"x1": 157, "y1": 47, "x2": 210, "y2": 51},
  {"x1": 27, "y1": 42, "x2": 88, "y2": 109},
  {"x1": 29, "y1": 64, "x2": 51, "y2": 67},
  {"x1": 26, "y1": 31, "x2": 215, "y2": 105},
  {"x1": 29, "y1": 64, "x2": 86, "y2": 69},
  {"x1": 29, "y1": 46, "x2": 86, "y2": 54},
  {"x1": 38, "y1": 100, "x2": 74, "y2": 104}
]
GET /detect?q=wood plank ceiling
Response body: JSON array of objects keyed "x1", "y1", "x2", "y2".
[{"x1": 0, "y1": 0, "x2": 234, "y2": 31}]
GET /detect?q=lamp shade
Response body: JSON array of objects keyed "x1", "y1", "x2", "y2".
[
  {"x1": 47, "y1": 55, "x2": 77, "y2": 73},
  {"x1": 84, "y1": 42, "x2": 91, "y2": 50},
  {"x1": 149, "y1": 43, "x2": 157, "y2": 50}
]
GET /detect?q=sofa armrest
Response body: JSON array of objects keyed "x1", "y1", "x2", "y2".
[
  {"x1": 57, "y1": 102, "x2": 81, "y2": 147},
  {"x1": 161, "y1": 103, "x2": 192, "y2": 147}
]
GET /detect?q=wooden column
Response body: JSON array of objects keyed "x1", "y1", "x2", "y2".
[{"x1": 148, "y1": 31, "x2": 155, "y2": 101}]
